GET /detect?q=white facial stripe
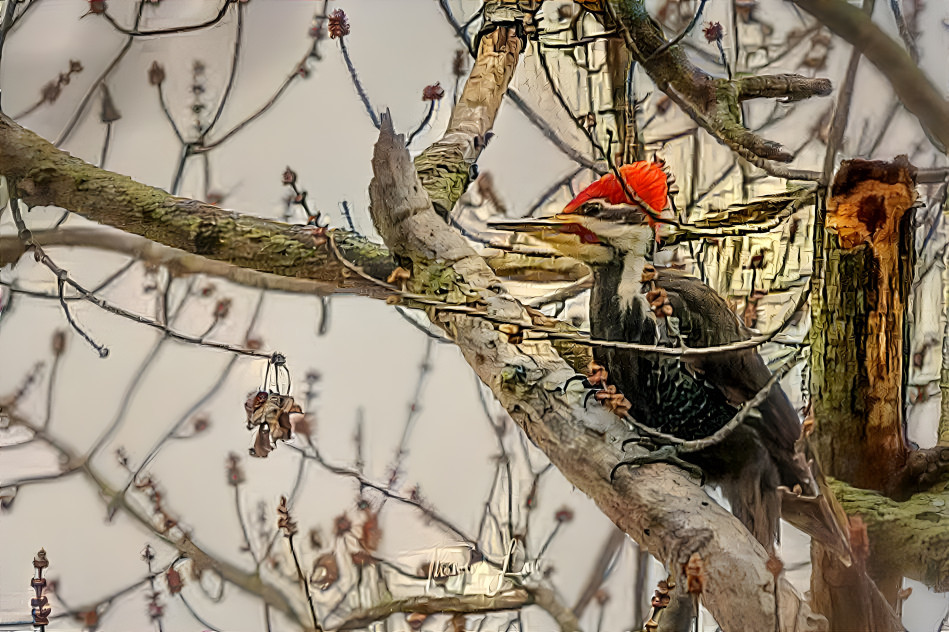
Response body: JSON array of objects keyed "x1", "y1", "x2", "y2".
[{"x1": 581, "y1": 218, "x2": 654, "y2": 256}]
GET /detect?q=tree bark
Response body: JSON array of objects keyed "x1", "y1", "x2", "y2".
[
  {"x1": 828, "y1": 478, "x2": 949, "y2": 592},
  {"x1": 414, "y1": 3, "x2": 530, "y2": 218},
  {"x1": 605, "y1": 37, "x2": 642, "y2": 165}
]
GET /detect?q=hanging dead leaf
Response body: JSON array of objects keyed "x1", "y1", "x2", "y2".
[
  {"x1": 311, "y1": 552, "x2": 339, "y2": 590},
  {"x1": 245, "y1": 391, "x2": 302, "y2": 457},
  {"x1": 359, "y1": 511, "x2": 382, "y2": 552}
]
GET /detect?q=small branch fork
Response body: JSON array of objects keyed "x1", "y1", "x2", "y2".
[
  {"x1": 6, "y1": 194, "x2": 270, "y2": 359},
  {"x1": 604, "y1": 0, "x2": 833, "y2": 177}
]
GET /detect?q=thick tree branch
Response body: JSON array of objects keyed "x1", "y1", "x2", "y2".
[
  {"x1": 0, "y1": 227, "x2": 587, "y2": 292},
  {"x1": 790, "y1": 0, "x2": 949, "y2": 151},
  {"x1": 368, "y1": 112, "x2": 824, "y2": 632},
  {"x1": 829, "y1": 478, "x2": 949, "y2": 592},
  {"x1": 0, "y1": 112, "x2": 395, "y2": 294},
  {"x1": 415, "y1": 4, "x2": 532, "y2": 218},
  {"x1": 0, "y1": 226, "x2": 340, "y2": 294},
  {"x1": 334, "y1": 590, "x2": 535, "y2": 631}
]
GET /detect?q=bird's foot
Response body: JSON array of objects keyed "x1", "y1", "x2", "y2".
[
  {"x1": 561, "y1": 364, "x2": 633, "y2": 415},
  {"x1": 592, "y1": 384, "x2": 632, "y2": 415},
  {"x1": 610, "y1": 443, "x2": 705, "y2": 484}
]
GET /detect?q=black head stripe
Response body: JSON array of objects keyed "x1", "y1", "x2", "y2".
[{"x1": 579, "y1": 201, "x2": 649, "y2": 224}]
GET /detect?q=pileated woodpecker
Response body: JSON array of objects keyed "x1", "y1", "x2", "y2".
[{"x1": 491, "y1": 162, "x2": 847, "y2": 552}]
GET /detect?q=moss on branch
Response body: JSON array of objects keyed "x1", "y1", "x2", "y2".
[
  {"x1": 414, "y1": 7, "x2": 527, "y2": 217},
  {"x1": 829, "y1": 478, "x2": 949, "y2": 591},
  {"x1": 0, "y1": 113, "x2": 398, "y2": 296}
]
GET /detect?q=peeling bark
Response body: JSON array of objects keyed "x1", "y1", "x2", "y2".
[{"x1": 811, "y1": 157, "x2": 917, "y2": 490}]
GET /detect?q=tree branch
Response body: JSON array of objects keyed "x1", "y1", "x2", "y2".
[
  {"x1": 334, "y1": 591, "x2": 533, "y2": 631},
  {"x1": 0, "y1": 226, "x2": 588, "y2": 291},
  {"x1": 790, "y1": 0, "x2": 949, "y2": 151},
  {"x1": 829, "y1": 478, "x2": 949, "y2": 592},
  {"x1": 605, "y1": 0, "x2": 832, "y2": 170},
  {"x1": 0, "y1": 113, "x2": 397, "y2": 294},
  {"x1": 414, "y1": 3, "x2": 531, "y2": 218}
]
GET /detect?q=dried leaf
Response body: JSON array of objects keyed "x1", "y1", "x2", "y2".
[
  {"x1": 359, "y1": 512, "x2": 382, "y2": 552},
  {"x1": 166, "y1": 567, "x2": 184, "y2": 595},
  {"x1": 245, "y1": 392, "x2": 301, "y2": 457},
  {"x1": 311, "y1": 552, "x2": 339, "y2": 590},
  {"x1": 277, "y1": 496, "x2": 298, "y2": 537}
]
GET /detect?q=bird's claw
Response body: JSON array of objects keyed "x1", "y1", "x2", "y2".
[
  {"x1": 610, "y1": 444, "x2": 706, "y2": 484},
  {"x1": 560, "y1": 374, "x2": 601, "y2": 408},
  {"x1": 563, "y1": 373, "x2": 596, "y2": 391},
  {"x1": 561, "y1": 364, "x2": 632, "y2": 415}
]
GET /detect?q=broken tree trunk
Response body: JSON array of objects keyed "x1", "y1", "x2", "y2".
[{"x1": 809, "y1": 156, "x2": 917, "y2": 630}]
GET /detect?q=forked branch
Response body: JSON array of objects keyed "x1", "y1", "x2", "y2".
[{"x1": 605, "y1": 0, "x2": 832, "y2": 172}]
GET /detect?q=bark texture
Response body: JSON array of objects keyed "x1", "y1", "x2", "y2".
[
  {"x1": 0, "y1": 112, "x2": 394, "y2": 294},
  {"x1": 811, "y1": 157, "x2": 916, "y2": 489},
  {"x1": 414, "y1": 3, "x2": 529, "y2": 218},
  {"x1": 829, "y1": 478, "x2": 949, "y2": 592}
]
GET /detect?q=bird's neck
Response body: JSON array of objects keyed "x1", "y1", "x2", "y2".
[{"x1": 590, "y1": 251, "x2": 653, "y2": 342}]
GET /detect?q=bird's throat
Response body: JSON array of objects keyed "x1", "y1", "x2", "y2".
[
  {"x1": 589, "y1": 253, "x2": 653, "y2": 344},
  {"x1": 617, "y1": 253, "x2": 647, "y2": 314}
]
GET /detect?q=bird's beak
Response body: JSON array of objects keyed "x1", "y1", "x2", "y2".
[
  {"x1": 488, "y1": 214, "x2": 601, "y2": 244},
  {"x1": 488, "y1": 214, "x2": 614, "y2": 264}
]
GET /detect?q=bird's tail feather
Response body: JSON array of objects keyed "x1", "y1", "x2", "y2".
[
  {"x1": 781, "y1": 434, "x2": 854, "y2": 565},
  {"x1": 719, "y1": 436, "x2": 783, "y2": 550}
]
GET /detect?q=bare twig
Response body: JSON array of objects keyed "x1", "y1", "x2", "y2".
[
  {"x1": 100, "y1": 1, "x2": 232, "y2": 37},
  {"x1": 339, "y1": 38, "x2": 380, "y2": 129}
]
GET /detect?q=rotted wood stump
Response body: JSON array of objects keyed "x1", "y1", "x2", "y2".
[{"x1": 809, "y1": 156, "x2": 918, "y2": 631}]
